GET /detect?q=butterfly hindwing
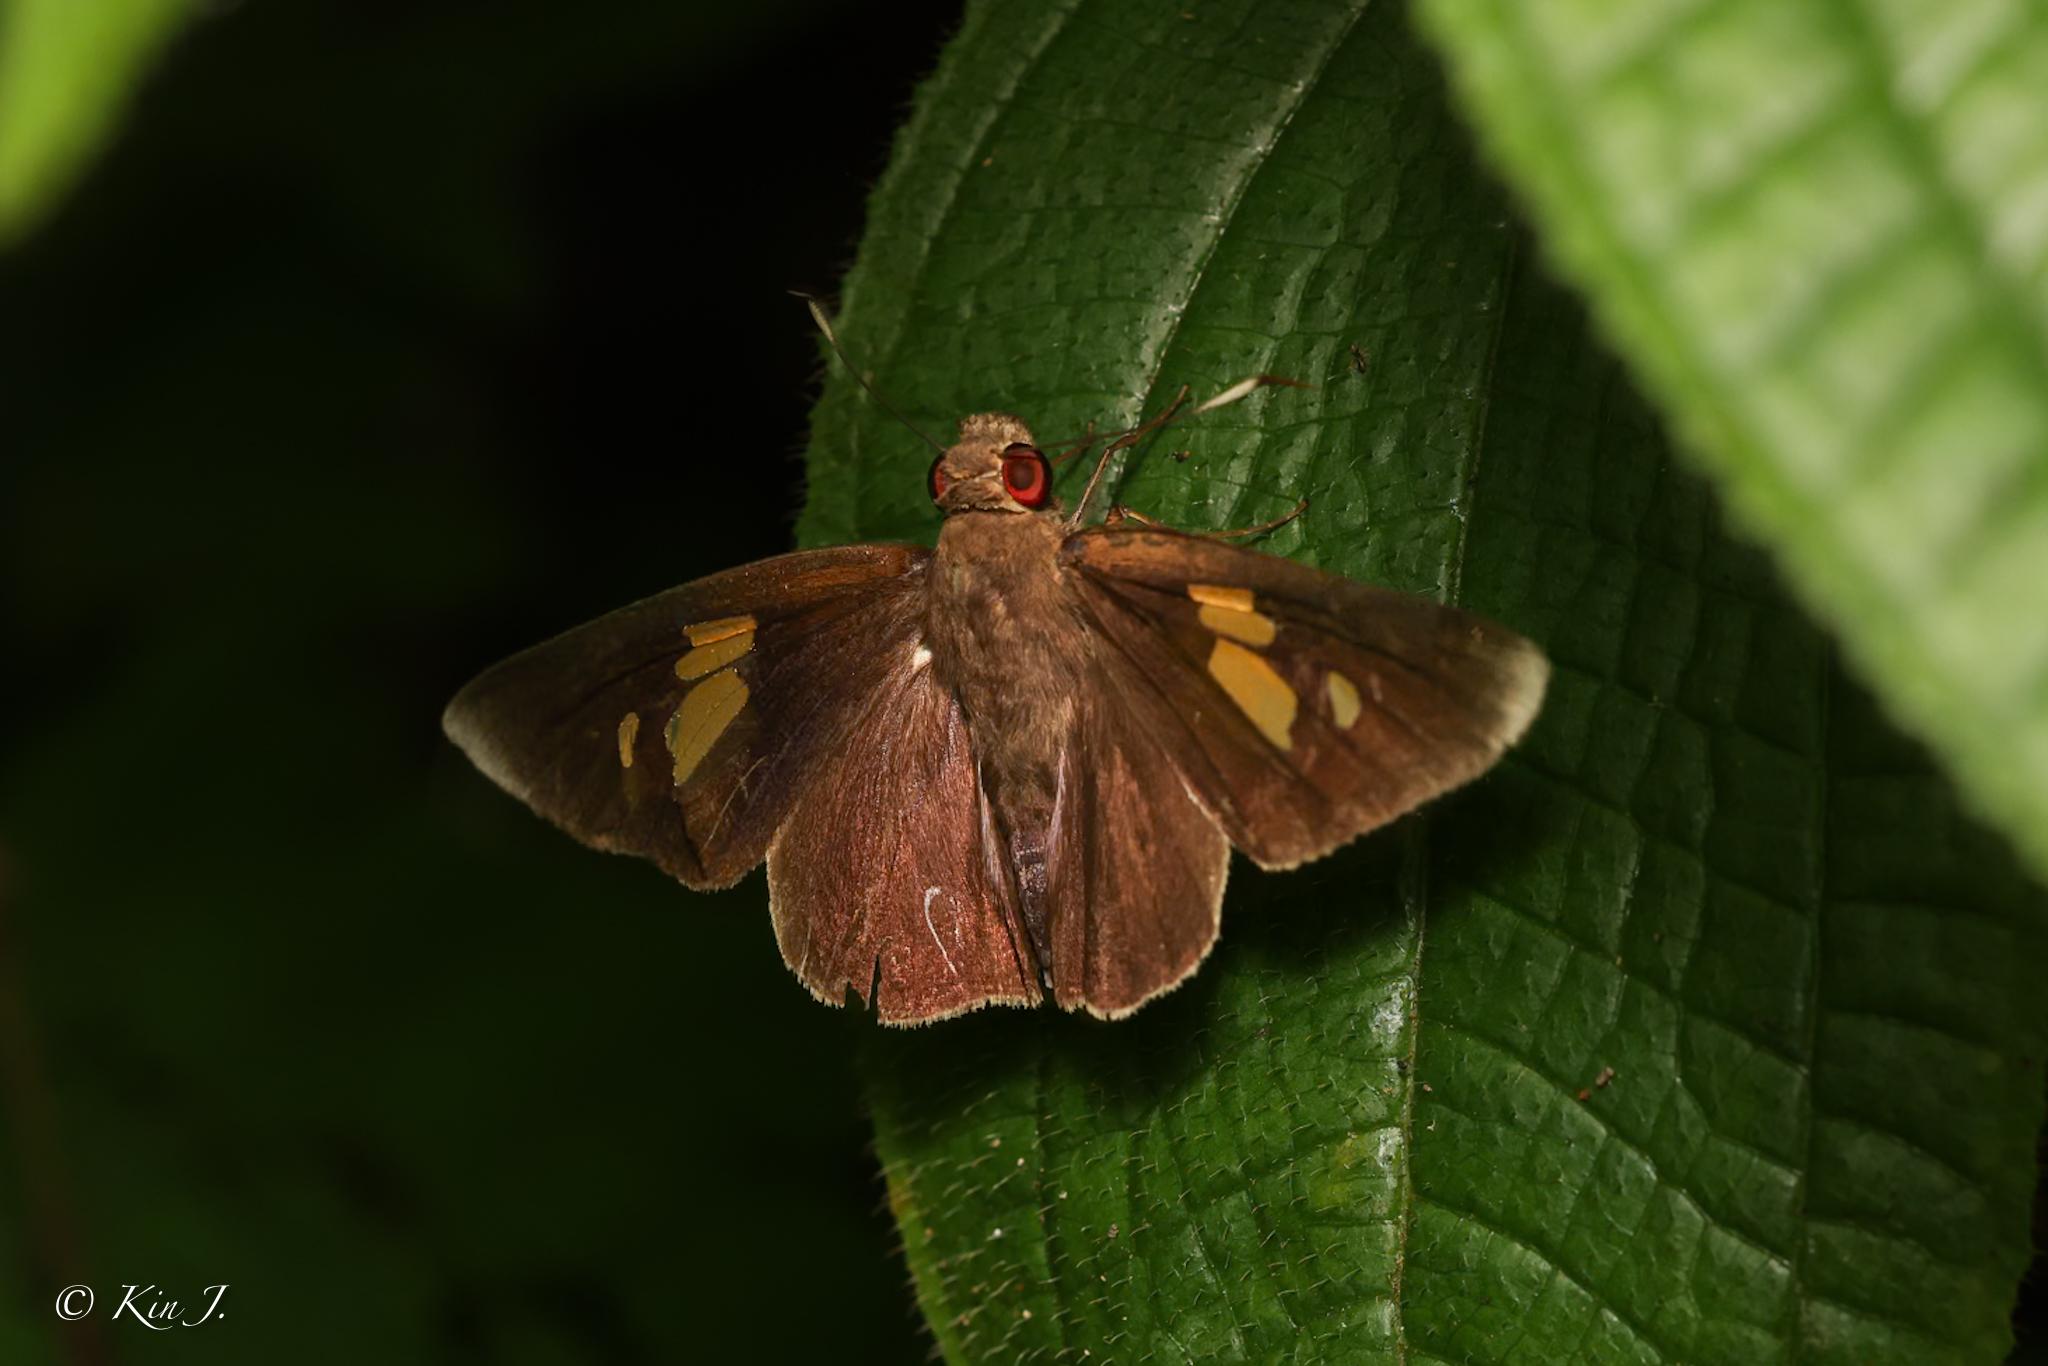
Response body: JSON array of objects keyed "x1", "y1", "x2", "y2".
[
  {"x1": 443, "y1": 544, "x2": 933, "y2": 888},
  {"x1": 1060, "y1": 526, "x2": 1549, "y2": 870},
  {"x1": 1040, "y1": 660, "x2": 1231, "y2": 1018},
  {"x1": 766, "y1": 653, "x2": 1043, "y2": 1024}
]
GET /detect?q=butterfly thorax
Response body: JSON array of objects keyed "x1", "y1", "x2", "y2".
[{"x1": 927, "y1": 507, "x2": 1095, "y2": 971}]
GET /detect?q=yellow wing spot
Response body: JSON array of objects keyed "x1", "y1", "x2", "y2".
[
  {"x1": 666, "y1": 668, "x2": 749, "y2": 785},
  {"x1": 1187, "y1": 583, "x2": 1254, "y2": 612},
  {"x1": 685, "y1": 614, "x2": 757, "y2": 646},
  {"x1": 1208, "y1": 638, "x2": 1296, "y2": 750},
  {"x1": 675, "y1": 627, "x2": 755, "y2": 680},
  {"x1": 1326, "y1": 671, "x2": 1362, "y2": 730},
  {"x1": 1197, "y1": 601, "x2": 1277, "y2": 648},
  {"x1": 617, "y1": 712, "x2": 640, "y2": 768}
]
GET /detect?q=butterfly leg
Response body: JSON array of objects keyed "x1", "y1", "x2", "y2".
[
  {"x1": 1103, "y1": 495, "x2": 1309, "y2": 541},
  {"x1": 1071, "y1": 386, "x2": 1192, "y2": 521},
  {"x1": 1069, "y1": 375, "x2": 1309, "y2": 526}
]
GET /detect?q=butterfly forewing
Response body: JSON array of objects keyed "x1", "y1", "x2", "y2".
[
  {"x1": 443, "y1": 545, "x2": 930, "y2": 888},
  {"x1": 1060, "y1": 527, "x2": 1549, "y2": 870}
]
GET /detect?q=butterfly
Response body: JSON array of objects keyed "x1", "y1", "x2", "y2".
[{"x1": 444, "y1": 368, "x2": 1549, "y2": 1026}]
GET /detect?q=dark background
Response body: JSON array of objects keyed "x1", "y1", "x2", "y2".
[{"x1": 0, "y1": 2, "x2": 955, "y2": 1362}]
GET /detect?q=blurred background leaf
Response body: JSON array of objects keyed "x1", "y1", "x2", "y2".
[
  {"x1": 1415, "y1": 0, "x2": 2048, "y2": 889},
  {"x1": 803, "y1": 1, "x2": 2048, "y2": 1362},
  {"x1": 0, "y1": 0, "x2": 199, "y2": 245}
]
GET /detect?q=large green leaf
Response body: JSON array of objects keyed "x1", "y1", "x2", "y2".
[
  {"x1": 799, "y1": 1, "x2": 2048, "y2": 1361},
  {"x1": 0, "y1": 0, "x2": 198, "y2": 246},
  {"x1": 1412, "y1": 0, "x2": 2048, "y2": 888}
]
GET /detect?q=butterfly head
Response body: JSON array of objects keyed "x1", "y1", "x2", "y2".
[{"x1": 928, "y1": 413, "x2": 1054, "y2": 516}]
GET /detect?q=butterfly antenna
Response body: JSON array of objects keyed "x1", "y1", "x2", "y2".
[{"x1": 792, "y1": 292, "x2": 945, "y2": 456}]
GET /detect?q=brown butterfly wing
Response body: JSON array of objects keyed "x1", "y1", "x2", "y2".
[
  {"x1": 1039, "y1": 669, "x2": 1231, "y2": 1018},
  {"x1": 443, "y1": 544, "x2": 931, "y2": 889},
  {"x1": 765, "y1": 654, "x2": 1043, "y2": 1024},
  {"x1": 1060, "y1": 526, "x2": 1549, "y2": 870}
]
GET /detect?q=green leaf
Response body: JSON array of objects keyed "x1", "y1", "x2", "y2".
[
  {"x1": 0, "y1": 0, "x2": 197, "y2": 247},
  {"x1": 798, "y1": 1, "x2": 2048, "y2": 1362},
  {"x1": 1409, "y1": 0, "x2": 2048, "y2": 888}
]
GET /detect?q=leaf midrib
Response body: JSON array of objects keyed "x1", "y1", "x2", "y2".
[
  {"x1": 1071, "y1": 7, "x2": 1526, "y2": 1355},
  {"x1": 1377, "y1": 223, "x2": 1526, "y2": 1364},
  {"x1": 1070, "y1": 9, "x2": 1380, "y2": 1355}
]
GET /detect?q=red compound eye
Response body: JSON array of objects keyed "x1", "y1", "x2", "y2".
[
  {"x1": 1000, "y1": 444, "x2": 1051, "y2": 508},
  {"x1": 927, "y1": 456, "x2": 949, "y2": 503}
]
